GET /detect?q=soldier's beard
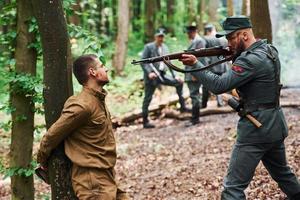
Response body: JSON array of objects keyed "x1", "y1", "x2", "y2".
[{"x1": 236, "y1": 40, "x2": 246, "y2": 56}]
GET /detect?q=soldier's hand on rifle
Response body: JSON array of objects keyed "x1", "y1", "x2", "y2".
[
  {"x1": 179, "y1": 54, "x2": 198, "y2": 66},
  {"x1": 175, "y1": 76, "x2": 183, "y2": 84},
  {"x1": 148, "y1": 72, "x2": 158, "y2": 80}
]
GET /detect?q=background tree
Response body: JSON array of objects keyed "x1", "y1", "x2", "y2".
[
  {"x1": 144, "y1": 0, "x2": 157, "y2": 43},
  {"x1": 227, "y1": 0, "x2": 234, "y2": 16},
  {"x1": 10, "y1": 0, "x2": 37, "y2": 199},
  {"x1": 166, "y1": 0, "x2": 175, "y2": 36},
  {"x1": 242, "y1": 0, "x2": 250, "y2": 16},
  {"x1": 197, "y1": 0, "x2": 206, "y2": 32},
  {"x1": 186, "y1": 0, "x2": 196, "y2": 24},
  {"x1": 31, "y1": 0, "x2": 76, "y2": 198},
  {"x1": 250, "y1": 0, "x2": 272, "y2": 43},
  {"x1": 132, "y1": 0, "x2": 143, "y2": 32},
  {"x1": 112, "y1": 0, "x2": 130, "y2": 76},
  {"x1": 207, "y1": 0, "x2": 219, "y2": 22}
]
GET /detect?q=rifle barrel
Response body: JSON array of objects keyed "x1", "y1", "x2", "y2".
[{"x1": 131, "y1": 46, "x2": 233, "y2": 65}]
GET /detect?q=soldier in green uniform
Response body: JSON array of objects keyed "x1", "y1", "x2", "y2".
[
  {"x1": 184, "y1": 23, "x2": 207, "y2": 126},
  {"x1": 179, "y1": 16, "x2": 300, "y2": 200},
  {"x1": 141, "y1": 28, "x2": 187, "y2": 128},
  {"x1": 202, "y1": 24, "x2": 228, "y2": 108}
]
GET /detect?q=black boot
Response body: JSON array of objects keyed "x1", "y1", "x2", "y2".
[
  {"x1": 143, "y1": 115, "x2": 155, "y2": 129},
  {"x1": 179, "y1": 95, "x2": 190, "y2": 113},
  {"x1": 185, "y1": 106, "x2": 200, "y2": 127}
]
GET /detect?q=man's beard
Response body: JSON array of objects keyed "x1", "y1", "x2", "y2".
[{"x1": 235, "y1": 39, "x2": 246, "y2": 56}]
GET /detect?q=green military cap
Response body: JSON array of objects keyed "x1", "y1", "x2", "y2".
[
  {"x1": 154, "y1": 28, "x2": 166, "y2": 37},
  {"x1": 185, "y1": 22, "x2": 197, "y2": 33},
  {"x1": 216, "y1": 16, "x2": 252, "y2": 38}
]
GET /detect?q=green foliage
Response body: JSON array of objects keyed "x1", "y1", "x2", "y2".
[{"x1": 0, "y1": 159, "x2": 37, "y2": 179}]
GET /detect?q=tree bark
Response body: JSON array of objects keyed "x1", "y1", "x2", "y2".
[
  {"x1": 166, "y1": 0, "x2": 175, "y2": 36},
  {"x1": 68, "y1": 0, "x2": 81, "y2": 25},
  {"x1": 197, "y1": 0, "x2": 206, "y2": 32},
  {"x1": 227, "y1": 0, "x2": 234, "y2": 16},
  {"x1": 10, "y1": 0, "x2": 37, "y2": 199},
  {"x1": 242, "y1": 0, "x2": 250, "y2": 16},
  {"x1": 144, "y1": 0, "x2": 157, "y2": 43},
  {"x1": 250, "y1": 0, "x2": 272, "y2": 43},
  {"x1": 112, "y1": 0, "x2": 130, "y2": 76},
  {"x1": 187, "y1": 0, "x2": 196, "y2": 24},
  {"x1": 30, "y1": 0, "x2": 75, "y2": 199},
  {"x1": 132, "y1": 0, "x2": 142, "y2": 32},
  {"x1": 207, "y1": 0, "x2": 219, "y2": 22}
]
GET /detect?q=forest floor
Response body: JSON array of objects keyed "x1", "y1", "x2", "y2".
[{"x1": 0, "y1": 88, "x2": 299, "y2": 200}]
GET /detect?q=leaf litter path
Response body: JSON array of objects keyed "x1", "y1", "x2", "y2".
[
  {"x1": 0, "y1": 89, "x2": 299, "y2": 199},
  {"x1": 115, "y1": 89, "x2": 300, "y2": 200}
]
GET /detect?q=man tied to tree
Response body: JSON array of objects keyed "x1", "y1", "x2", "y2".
[
  {"x1": 37, "y1": 55, "x2": 128, "y2": 199},
  {"x1": 179, "y1": 16, "x2": 300, "y2": 199},
  {"x1": 202, "y1": 23, "x2": 228, "y2": 108},
  {"x1": 184, "y1": 22, "x2": 207, "y2": 126},
  {"x1": 141, "y1": 28, "x2": 188, "y2": 129}
]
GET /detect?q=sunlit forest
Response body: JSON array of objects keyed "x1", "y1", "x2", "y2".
[{"x1": 0, "y1": 0, "x2": 300, "y2": 199}]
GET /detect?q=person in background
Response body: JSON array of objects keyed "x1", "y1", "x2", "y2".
[
  {"x1": 202, "y1": 23, "x2": 228, "y2": 108},
  {"x1": 140, "y1": 28, "x2": 188, "y2": 129},
  {"x1": 184, "y1": 22, "x2": 207, "y2": 126}
]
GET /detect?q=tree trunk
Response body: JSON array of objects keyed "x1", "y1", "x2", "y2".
[
  {"x1": 68, "y1": 0, "x2": 81, "y2": 25},
  {"x1": 10, "y1": 0, "x2": 36, "y2": 199},
  {"x1": 242, "y1": 0, "x2": 250, "y2": 16},
  {"x1": 112, "y1": 0, "x2": 130, "y2": 76},
  {"x1": 30, "y1": 0, "x2": 76, "y2": 199},
  {"x1": 187, "y1": 0, "x2": 196, "y2": 24},
  {"x1": 144, "y1": 0, "x2": 157, "y2": 43},
  {"x1": 166, "y1": 0, "x2": 175, "y2": 36},
  {"x1": 197, "y1": 0, "x2": 206, "y2": 32},
  {"x1": 111, "y1": 0, "x2": 118, "y2": 38},
  {"x1": 132, "y1": 0, "x2": 142, "y2": 32},
  {"x1": 250, "y1": 0, "x2": 272, "y2": 43},
  {"x1": 207, "y1": 0, "x2": 219, "y2": 22},
  {"x1": 227, "y1": 0, "x2": 234, "y2": 16}
]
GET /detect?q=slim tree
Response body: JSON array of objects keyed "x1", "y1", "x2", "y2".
[
  {"x1": 227, "y1": 0, "x2": 234, "y2": 16},
  {"x1": 250, "y1": 0, "x2": 272, "y2": 43},
  {"x1": 10, "y1": 0, "x2": 37, "y2": 199},
  {"x1": 144, "y1": 0, "x2": 157, "y2": 43},
  {"x1": 197, "y1": 0, "x2": 206, "y2": 33},
  {"x1": 132, "y1": 0, "x2": 143, "y2": 32},
  {"x1": 112, "y1": 0, "x2": 130, "y2": 76},
  {"x1": 242, "y1": 0, "x2": 250, "y2": 16},
  {"x1": 166, "y1": 0, "x2": 175, "y2": 36},
  {"x1": 207, "y1": 0, "x2": 219, "y2": 22},
  {"x1": 31, "y1": 0, "x2": 76, "y2": 198}
]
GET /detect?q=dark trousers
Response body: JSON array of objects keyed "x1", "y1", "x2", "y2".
[
  {"x1": 187, "y1": 81, "x2": 201, "y2": 122},
  {"x1": 202, "y1": 87, "x2": 223, "y2": 107},
  {"x1": 221, "y1": 140, "x2": 300, "y2": 199},
  {"x1": 142, "y1": 74, "x2": 185, "y2": 122},
  {"x1": 202, "y1": 72, "x2": 224, "y2": 108}
]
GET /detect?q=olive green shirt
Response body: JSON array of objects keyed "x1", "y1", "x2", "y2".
[{"x1": 37, "y1": 87, "x2": 116, "y2": 169}]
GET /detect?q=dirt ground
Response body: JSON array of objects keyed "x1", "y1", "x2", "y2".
[{"x1": 0, "y1": 89, "x2": 299, "y2": 200}]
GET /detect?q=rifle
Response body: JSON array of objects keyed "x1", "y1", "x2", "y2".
[
  {"x1": 132, "y1": 46, "x2": 234, "y2": 73},
  {"x1": 149, "y1": 63, "x2": 165, "y2": 83}
]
